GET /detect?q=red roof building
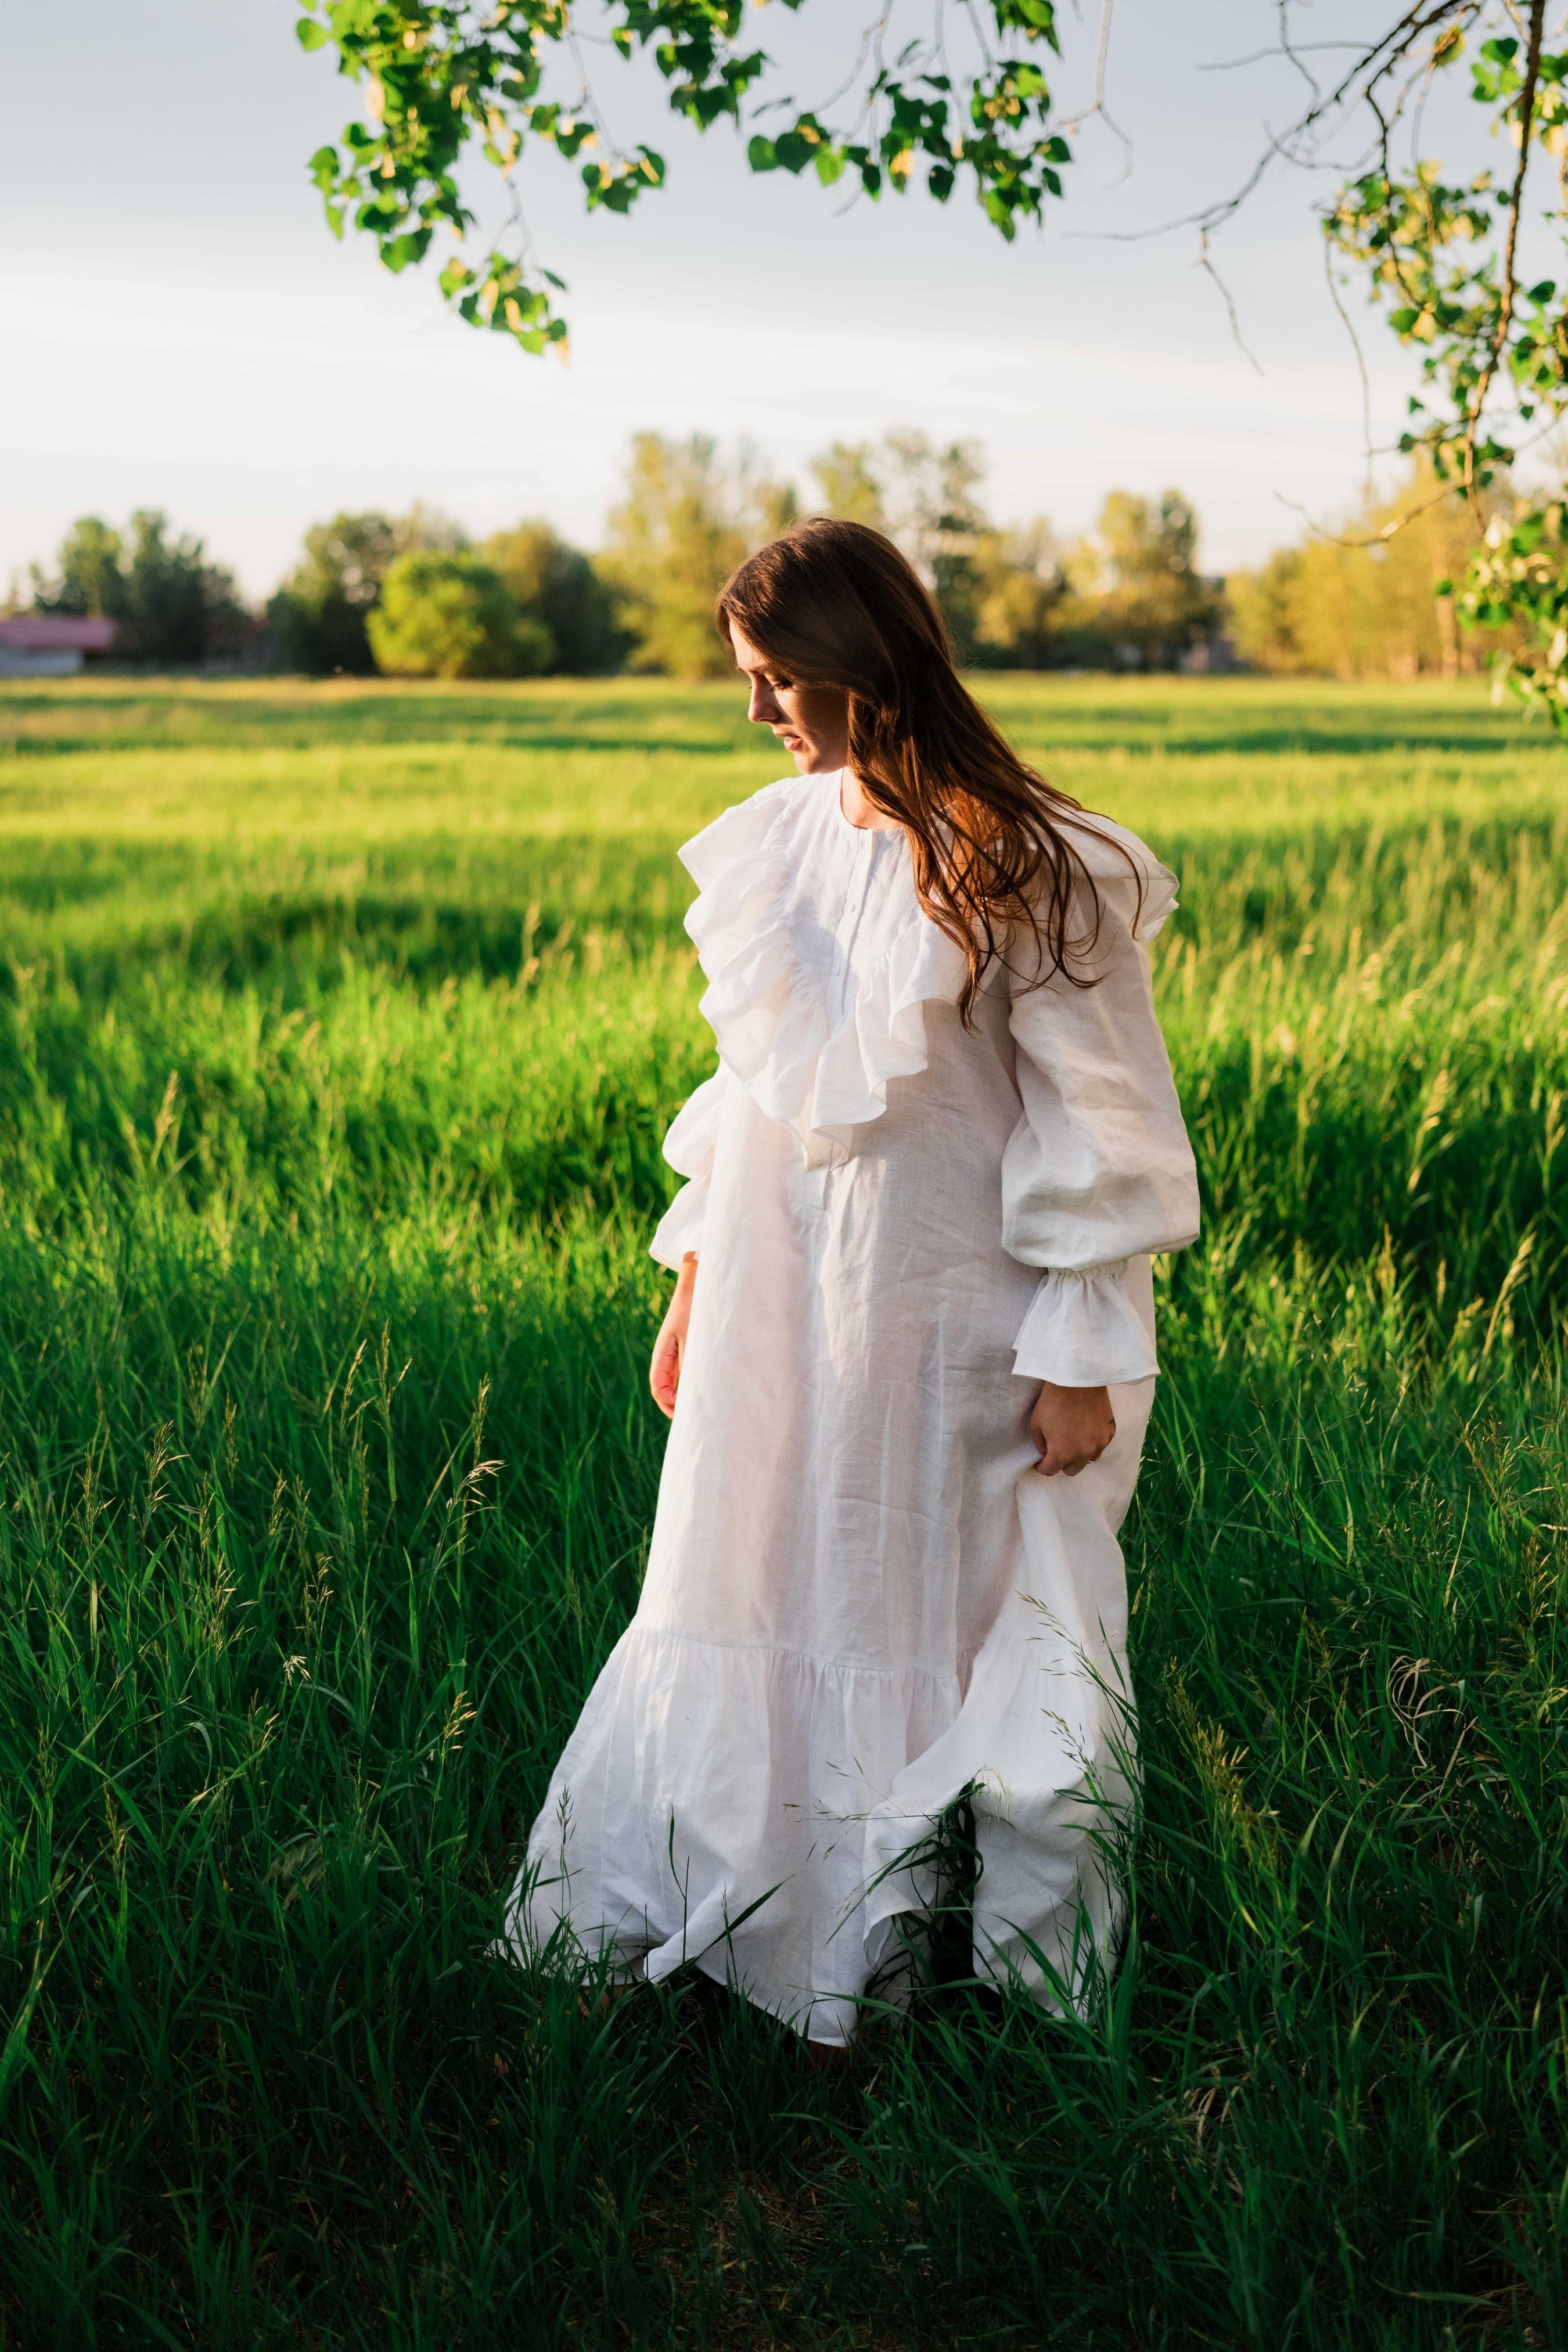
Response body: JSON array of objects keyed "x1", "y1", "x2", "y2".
[{"x1": 0, "y1": 615, "x2": 118, "y2": 673}]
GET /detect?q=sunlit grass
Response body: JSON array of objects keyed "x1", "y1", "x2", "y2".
[{"x1": 0, "y1": 673, "x2": 1564, "y2": 2347}]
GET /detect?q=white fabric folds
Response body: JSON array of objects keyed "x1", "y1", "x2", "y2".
[
  {"x1": 679, "y1": 776, "x2": 972, "y2": 1170},
  {"x1": 508, "y1": 771, "x2": 1199, "y2": 2043},
  {"x1": 649, "y1": 1069, "x2": 725, "y2": 1267},
  {"x1": 1011, "y1": 1260, "x2": 1160, "y2": 1387}
]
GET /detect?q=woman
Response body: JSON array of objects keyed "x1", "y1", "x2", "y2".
[{"x1": 506, "y1": 520, "x2": 1199, "y2": 2049}]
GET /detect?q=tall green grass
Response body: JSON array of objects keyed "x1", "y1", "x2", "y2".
[{"x1": 0, "y1": 676, "x2": 1563, "y2": 2349}]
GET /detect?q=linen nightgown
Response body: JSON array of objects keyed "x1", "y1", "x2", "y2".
[{"x1": 505, "y1": 767, "x2": 1200, "y2": 2045}]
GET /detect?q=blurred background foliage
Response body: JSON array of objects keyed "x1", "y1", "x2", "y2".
[
  {"x1": 8, "y1": 430, "x2": 1529, "y2": 686},
  {"x1": 26, "y1": 509, "x2": 251, "y2": 668}
]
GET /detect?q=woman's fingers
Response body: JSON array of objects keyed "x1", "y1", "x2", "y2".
[
  {"x1": 650, "y1": 1256, "x2": 698, "y2": 1422},
  {"x1": 649, "y1": 1330, "x2": 680, "y2": 1418},
  {"x1": 1035, "y1": 1438, "x2": 1112, "y2": 1477},
  {"x1": 1030, "y1": 1382, "x2": 1116, "y2": 1477}
]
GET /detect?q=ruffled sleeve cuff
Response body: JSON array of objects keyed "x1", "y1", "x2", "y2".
[
  {"x1": 649, "y1": 1183, "x2": 707, "y2": 1269},
  {"x1": 649, "y1": 1070, "x2": 725, "y2": 1269},
  {"x1": 1010, "y1": 1261, "x2": 1159, "y2": 1387}
]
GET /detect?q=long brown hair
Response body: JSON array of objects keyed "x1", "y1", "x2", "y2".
[{"x1": 717, "y1": 517, "x2": 1132, "y2": 1022}]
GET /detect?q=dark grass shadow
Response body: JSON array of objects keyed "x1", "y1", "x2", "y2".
[
  {"x1": 0, "y1": 683, "x2": 757, "y2": 763},
  {"x1": 2, "y1": 678, "x2": 1548, "y2": 767}
]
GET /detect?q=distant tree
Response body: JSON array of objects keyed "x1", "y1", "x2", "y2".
[
  {"x1": 31, "y1": 517, "x2": 127, "y2": 620},
  {"x1": 595, "y1": 427, "x2": 1220, "y2": 676},
  {"x1": 122, "y1": 510, "x2": 251, "y2": 664},
  {"x1": 398, "y1": 502, "x2": 470, "y2": 557},
  {"x1": 1066, "y1": 491, "x2": 1221, "y2": 670},
  {"x1": 812, "y1": 429, "x2": 1055, "y2": 659},
  {"x1": 969, "y1": 520, "x2": 1066, "y2": 668},
  {"x1": 31, "y1": 509, "x2": 249, "y2": 666},
  {"x1": 1228, "y1": 467, "x2": 1511, "y2": 681},
  {"x1": 1227, "y1": 550, "x2": 1310, "y2": 677},
  {"x1": 879, "y1": 430, "x2": 990, "y2": 654},
  {"x1": 809, "y1": 444, "x2": 889, "y2": 533},
  {"x1": 367, "y1": 552, "x2": 552, "y2": 678},
  {"x1": 269, "y1": 511, "x2": 401, "y2": 673},
  {"x1": 602, "y1": 434, "x2": 796, "y2": 679},
  {"x1": 269, "y1": 508, "x2": 472, "y2": 673},
  {"x1": 808, "y1": 427, "x2": 992, "y2": 654},
  {"x1": 481, "y1": 521, "x2": 628, "y2": 674}
]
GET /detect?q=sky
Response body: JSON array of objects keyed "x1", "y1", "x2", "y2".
[{"x1": 2, "y1": 0, "x2": 1440, "y2": 599}]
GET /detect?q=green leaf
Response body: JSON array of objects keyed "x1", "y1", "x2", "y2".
[{"x1": 289, "y1": 0, "x2": 1098, "y2": 358}]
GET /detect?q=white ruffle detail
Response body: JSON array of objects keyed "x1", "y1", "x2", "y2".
[
  {"x1": 649, "y1": 1185, "x2": 707, "y2": 1268},
  {"x1": 679, "y1": 783, "x2": 969, "y2": 1168},
  {"x1": 649, "y1": 1069, "x2": 725, "y2": 1268},
  {"x1": 862, "y1": 1470, "x2": 1135, "y2": 2011},
  {"x1": 1011, "y1": 1259, "x2": 1159, "y2": 1386},
  {"x1": 510, "y1": 1620, "x2": 962, "y2": 2047},
  {"x1": 510, "y1": 1458, "x2": 1143, "y2": 2041},
  {"x1": 1065, "y1": 816, "x2": 1181, "y2": 943}
]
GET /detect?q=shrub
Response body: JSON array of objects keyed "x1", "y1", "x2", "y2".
[
  {"x1": 482, "y1": 522, "x2": 628, "y2": 674},
  {"x1": 602, "y1": 434, "x2": 796, "y2": 679},
  {"x1": 366, "y1": 553, "x2": 553, "y2": 679},
  {"x1": 268, "y1": 512, "x2": 401, "y2": 675}
]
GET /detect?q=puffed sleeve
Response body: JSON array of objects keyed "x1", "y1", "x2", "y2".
[
  {"x1": 1002, "y1": 823, "x2": 1199, "y2": 1387},
  {"x1": 649, "y1": 1068, "x2": 725, "y2": 1268}
]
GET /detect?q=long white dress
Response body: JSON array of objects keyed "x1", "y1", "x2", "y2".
[{"x1": 506, "y1": 768, "x2": 1199, "y2": 2045}]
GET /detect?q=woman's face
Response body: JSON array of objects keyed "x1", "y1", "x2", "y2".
[{"x1": 729, "y1": 624, "x2": 850, "y2": 774}]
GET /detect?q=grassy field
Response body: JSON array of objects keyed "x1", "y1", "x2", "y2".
[{"x1": 0, "y1": 672, "x2": 1565, "y2": 2350}]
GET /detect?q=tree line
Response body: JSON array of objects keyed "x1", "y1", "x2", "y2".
[
  {"x1": 1227, "y1": 466, "x2": 1516, "y2": 682},
  {"x1": 10, "y1": 434, "x2": 1517, "y2": 682},
  {"x1": 10, "y1": 430, "x2": 1220, "y2": 681},
  {"x1": 17, "y1": 512, "x2": 252, "y2": 668}
]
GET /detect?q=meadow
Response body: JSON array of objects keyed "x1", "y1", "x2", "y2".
[{"x1": 0, "y1": 671, "x2": 1564, "y2": 2350}]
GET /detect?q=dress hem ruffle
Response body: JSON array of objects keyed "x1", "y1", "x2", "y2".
[{"x1": 508, "y1": 1455, "x2": 1143, "y2": 2044}]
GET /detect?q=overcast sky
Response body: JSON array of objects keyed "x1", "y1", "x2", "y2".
[{"x1": 3, "y1": 0, "x2": 1438, "y2": 597}]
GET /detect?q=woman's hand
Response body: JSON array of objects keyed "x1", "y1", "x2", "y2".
[
  {"x1": 1030, "y1": 1380, "x2": 1115, "y2": 1477},
  {"x1": 650, "y1": 1254, "x2": 699, "y2": 1420}
]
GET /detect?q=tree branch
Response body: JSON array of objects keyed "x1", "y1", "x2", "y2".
[{"x1": 1461, "y1": 0, "x2": 1545, "y2": 497}]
